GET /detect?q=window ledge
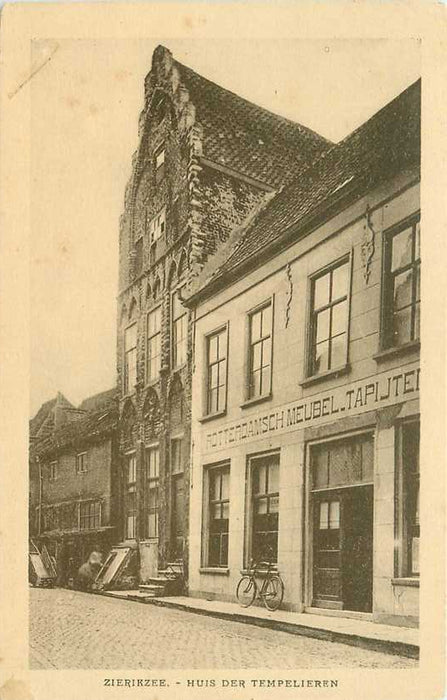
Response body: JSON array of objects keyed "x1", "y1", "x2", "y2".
[
  {"x1": 199, "y1": 409, "x2": 227, "y2": 424},
  {"x1": 240, "y1": 393, "x2": 273, "y2": 410},
  {"x1": 300, "y1": 364, "x2": 350, "y2": 389},
  {"x1": 373, "y1": 341, "x2": 420, "y2": 363},
  {"x1": 391, "y1": 577, "x2": 420, "y2": 587},
  {"x1": 199, "y1": 567, "x2": 229, "y2": 575}
]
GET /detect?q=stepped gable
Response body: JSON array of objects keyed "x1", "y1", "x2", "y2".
[
  {"x1": 173, "y1": 58, "x2": 332, "y2": 188},
  {"x1": 190, "y1": 79, "x2": 420, "y2": 299},
  {"x1": 34, "y1": 388, "x2": 119, "y2": 458}
]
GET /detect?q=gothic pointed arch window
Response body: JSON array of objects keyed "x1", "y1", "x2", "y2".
[
  {"x1": 143, "y1": 389, "x2": 161, "y2": 539},
  {"x1": 124, "y1": 299, "x2": 138, "y2": 395},
  {"x1": 120, "y1": 400, "x2": 138, "y2": 540}
]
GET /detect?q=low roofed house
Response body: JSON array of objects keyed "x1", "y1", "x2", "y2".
[
  {"x1": 29, "y1": 388, "x2": 120, "y2": 586},
  {"x1": 186, "y1": 80, "x2": 421, "y2": 627}
]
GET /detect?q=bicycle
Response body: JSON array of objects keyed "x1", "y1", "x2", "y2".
[{"x1": 236, "y1": 559, "x2": 284, "y2": 611}]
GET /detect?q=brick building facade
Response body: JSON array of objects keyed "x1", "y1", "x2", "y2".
[
  {"x1": 116, "y1": 45, "x2": 330, "y2": 584},
  {"x1": 29, "y1": 389, "x2": 119, "y2": 585}
]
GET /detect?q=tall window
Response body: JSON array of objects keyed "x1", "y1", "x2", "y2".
[
  {"x1": 146, "y1": 446, "x2": 159, "y2": 539},
  {"x1": 124, "y1": 323, "x2": 137, "y2": 394},
  {"x1": 384, "y1": 217, "x2": 420, "y2": 348},
  {"x1": 206, "y1": 327, "x2": 227, "y2": 414},
  {"x1": 134, "y1": 236, "x2": 143, "y2": 277},
  {"x1": 248, "y1": 302, "x2": 272, "y2": 399},
  {"x1": 126, "y1": 453, "x2": 137, "y2": 539},
  {"x1": 208, "y1": 466, "x2": 230, "y2": 567},
  {"x1": 172, "y1": 290, "x2": 187, "y2": 368},
  {"x1": 251, "y1": 454, "x2": 279, "y2": 563},
  {"x1": 49, "y1": 461, "x2": 58, "y2": 481},
  {"x1": 171, "y1": 437, "x2": 184, "y2": 474},
  {"x1": 149, "y1": 208, "x2": 166, "y2": 242},
  {"x1": 147, "y1": 307, "x2": 162, "y2": 381},
  {"x1": 397, "y1": 422, "x2": 420, "y2": 577},
  {"x1": 309, "y1": 258, "x2": 350, "y2": 376},
  {"x1": 155, "y1": 146, "x2": 165, "y2": 184},
  {"x1": 79, "y1": 501, "x2": 101, "y2": 530}
]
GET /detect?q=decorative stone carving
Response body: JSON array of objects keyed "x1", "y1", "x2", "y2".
[
  {"x1": 361, "y1": 204, "x2": 376, "y2": 284},
  {"x1": 285, "y1": 262, "x2": 293, "y2": 328}
]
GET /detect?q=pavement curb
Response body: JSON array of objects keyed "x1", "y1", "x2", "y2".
[{"x1": 98, "y1": 591, "x2": 419, "y2": 660}]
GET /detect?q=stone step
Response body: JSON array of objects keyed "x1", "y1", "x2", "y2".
[{"x1": 139, "y1": 584, "x2": 165, "y2": 595}]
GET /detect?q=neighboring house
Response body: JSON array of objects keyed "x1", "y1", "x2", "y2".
[
  {"x1": 29, "y1": 389, "x2": 119, "y2": 585},
  {"x1": 186, "y1": 80, "x2": 420, "y2": 627},
  {"x1": 116, "y1": 45, "x2": 331, "y2": 584}
]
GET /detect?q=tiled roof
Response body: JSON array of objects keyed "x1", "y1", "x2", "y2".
[
  {"x1": 174, "y1": 60, "x2": 331, "y2": 188},
  {"x1": 33, "y1": 389, "x2": 119, "y2": 458},
  {"x1": 30, "y1": 393, "x2": 74, "y2": 439},
  {"x1": 190, "y1": 79, "x2": 420, "y2": 299}
]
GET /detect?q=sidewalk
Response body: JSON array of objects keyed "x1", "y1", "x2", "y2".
[{"x1": 100, "y1": 590, "x2": 419, "y2": 659}]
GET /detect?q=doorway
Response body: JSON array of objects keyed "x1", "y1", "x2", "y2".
[
  {"x1": 312, "y1": 486, "x2": 373, "y2": 612},
  {"x1": 309, "y1": 433, "x2": 374, "y2": 613}
]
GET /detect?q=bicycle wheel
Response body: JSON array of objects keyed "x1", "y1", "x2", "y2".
[
  {"x1": 236, "y1": 575, "x2": 257, "y2": 607},
  {"x1": 263, "y1": 574, "x2": 284, "y2": 611}
]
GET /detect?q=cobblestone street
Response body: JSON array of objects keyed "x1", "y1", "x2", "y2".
[{"x1": 29, "y1": 588, "x2": 416, "y2": 670}]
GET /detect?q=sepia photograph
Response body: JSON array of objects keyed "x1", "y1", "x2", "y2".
[{"x1": 1, "y1": 3, "x2": 445, "y2": 699}]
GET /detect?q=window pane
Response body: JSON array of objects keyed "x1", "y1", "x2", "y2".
[
  {"x1": 209, "y1": 335, "x2": 218, "y2": 363},
  {"x1": 314, "y1": 340, "x2": 329, "y2": 373},
  {"x1": 251, "y1": 369, "x2": 261, "y2": 397},
  {"x1": 252, "y1": 342, "x2": 262, "y2": 371},
  {"x1": 261, "y1": 365, "x2": 271, "y2": 395},
  {"x1": 331, "y1": 300, "x2": 347, "y2": 336},
  {"x1": 413, "y1": 302, "x2": 420, "y2": 340},
  {"x1": 212, "y1": 503, "x2": 221, "y2": 520},
  {"x1": 330, "y1": 333, "x2": 347, "y2": 369},
  {"x1": 221, "y1": 501, "x2": 229, "y2": 520},
  {"x1": 209, "y1": 388, "x2": 218, "y2": 414},
  {"x1": 329, "y1": 501, "x2": 340, "y2": 529},
  {"x1": 221, "y1": 470, "x2": 229, "y2": 499},
  {"x1": 319, "y1": 502, "x2": 329, "y2": 529},
  {"x1": 314, "y1": 273, "x2": 330, "y2": 309},
  {"x1": 261, "y1": 304, "x2": 272, "y2": 337},
  {"x1": 415, "y1": 221, "x2": 420, "y2": 261},
  {"x1": 269, "y1": 495, "x2": 279, "y2": 513},
  {"x1": 255, "y1": 463, "x2": 267, "y2": 494},
  {"x1": 392, "y1": 307, "x2": 412, "y2": 346},
  {"x1": 393, "y1": 270, "x2": 413, "y2": 310},
  {"x1": 391, "y1": 226, "x2": 413, "y2": 271},
  {"x1": 125, "y1": 324, "x2": 137, "y2": 350},
  {"x1": 251, "y1": 311, "x2": 262, "y2": 342},
  {"x1": 332, "y1": 262, "x2": 349, "y2": 300},
  {"x1": 415, "y1": 264, "x2": 420, "y2": 302},
  {"x1": 316, "y1": 309, "x2": 330, "y2": 343},
  {"x1": 210, "y1": 363, "x2": 219, "y2": 389},
  {"x1": 268, "y1": 462, "x2": 279, "y2": 493},
  {"x1": 312, "y1": 447, "x2": 328, "y2": 488},
  {"x1": 411, "y1": 537, "x2": 420, "y2": 575},
  {"x1": 257, "y1": 498, "x2": 268, "y2": 514},
  {"x1": 262, "y1": 337, "x2": 272, "y2": 367}
]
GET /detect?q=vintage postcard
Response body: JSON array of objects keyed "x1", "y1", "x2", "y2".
[{"x1": 0, "y1": 3, "x2": 445, "y2": 700}]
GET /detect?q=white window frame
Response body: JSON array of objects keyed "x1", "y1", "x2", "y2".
[
  {"x1": 76, "y1": 452, "x2": 88, "y2": 474},
  {"x1": 49, "y1": 460, "x2": 58, "y2": 481}
]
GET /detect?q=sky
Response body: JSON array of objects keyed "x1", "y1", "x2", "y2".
[{"x1": 30, "y1": 37, "x2": 420, "y2": 417}]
